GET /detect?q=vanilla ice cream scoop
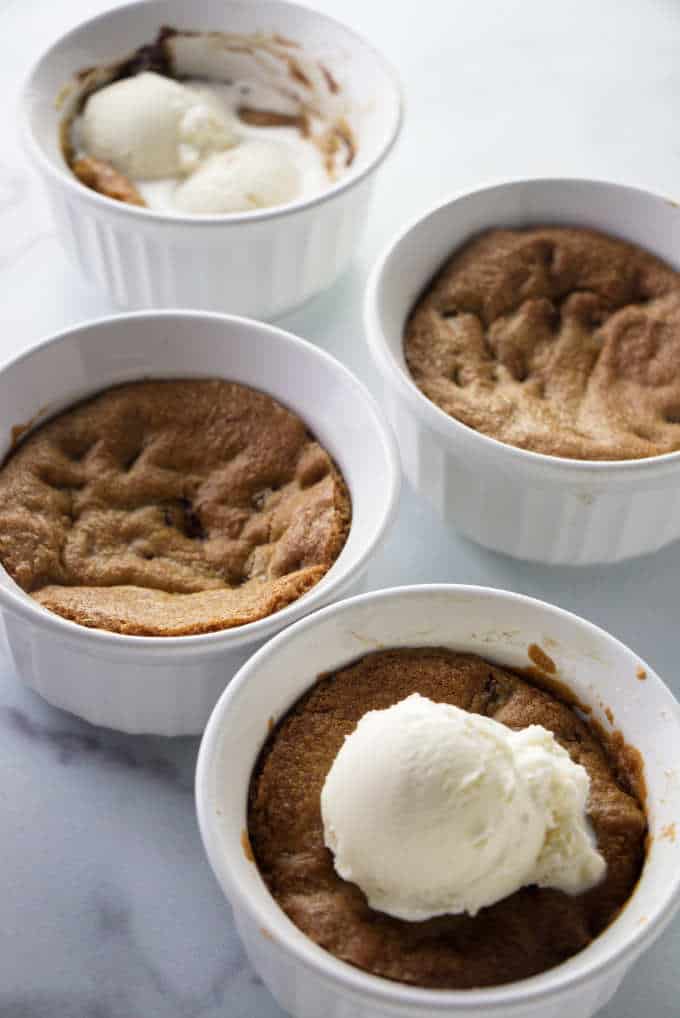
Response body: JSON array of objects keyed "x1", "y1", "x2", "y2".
[
  {"x1": 81, "y1": 71, "x2": 238, "y2": 180},
  {"x1": 173, "y1": 140, "x2": 301, "y2": 214},
  {"x1": 321, "y1": 694, "x2": 606, "y2": 920}
]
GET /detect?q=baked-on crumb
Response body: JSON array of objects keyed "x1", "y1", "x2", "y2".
[
  {"x1": 405, "y1": 227, "x2": 680, "y2": 460},
  {"x1": 72, "y1": 154, "x2": 147, "y2": 206},
  {"x1": 0, "y1": 380, "x2": 350, "y2": 636},
  {"x1": 249, "y1": 648, "x2": 646, "y2": 989}
]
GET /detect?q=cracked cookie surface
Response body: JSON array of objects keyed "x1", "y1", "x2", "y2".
[
  {"x1": 405, "y1": 227, "x2": 680, "y2": 459},
  {"x1": 0, "y1": 380, "x2": 350, "y2": 636},
  {"x1": 249, "y1": 648, "x2": 646, "y2": 988}
]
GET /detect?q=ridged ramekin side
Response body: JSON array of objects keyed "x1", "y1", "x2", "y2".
[
  {"x1": 383, "y1": 389, "x2": 680, "y2": 565},
  {"x1": 46, "y1": 176, "x2": 373, "y2": 318}
]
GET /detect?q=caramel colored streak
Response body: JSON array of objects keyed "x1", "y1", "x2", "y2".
[
  {"x1": 237, "y1": 106, "x2": 308, "y2": 133},
  {"x1": 72, "y1": 156, "x2": 146, "y2": 207},
  {"x1": 528, "y1": 643, "x2": 557, "y2": 674}
]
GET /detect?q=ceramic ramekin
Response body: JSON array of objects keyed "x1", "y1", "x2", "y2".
[
  {"x1": 197, "y1": 584, "x2": 680, "y2": 1018},
  {"x1": 0, "y1": 312, "x2": 399, "y2": 735},
  {"x1": 365, "y1": 178, "x2": 680, "y2": 565},
  {"x1": 20, "y1": 0, "x2": 402, "y2": 319}
]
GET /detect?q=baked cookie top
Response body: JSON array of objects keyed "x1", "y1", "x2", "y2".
[
  {"x1": 405, "y1": 227, "x2": 680, "y2": 459},
  {"x1": 249, "y1": 648, "x2": 646, "y2": 989},
  {"x1": 0, "y1": 380, "x2": 350, "y2": 636}
]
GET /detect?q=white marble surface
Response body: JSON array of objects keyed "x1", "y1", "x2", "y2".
[{"x1": 1, "y1": 0, "x2": 680, "y2": 1014}]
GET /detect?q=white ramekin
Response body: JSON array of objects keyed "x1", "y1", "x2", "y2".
[
  {"x1": 20, "y1": 0, "x2": 402, "y2": 319},
  {"x1": 0, "y1": 312, "x2": 399, "y2": 735},
  {"x1": 197, "y1": 584, "x2": 680, "y2": 1018},
  {"x1": 365, "y1": 178, "x2": 680, "y2": 565}
]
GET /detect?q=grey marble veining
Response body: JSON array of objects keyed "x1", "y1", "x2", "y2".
[
  {"x1": 2, "y1": 705, "x2": 190, "y2": 782},
  {"x1": 0, "y1": 624, "x2": 282, "y2": 1018},
  {"x1": 1, "y1": 0, "x2": 680, "y2": 1015}
]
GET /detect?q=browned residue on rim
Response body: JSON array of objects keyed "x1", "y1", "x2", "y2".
[
  {"x1": 660, "y1": 822, "x2": 677, "y2": 843},
  {"x1": 75, "y1": 65, "x2": 98, "y2": 82},
  {"x1": 320, "y1": 64, "x2": 340, "y2": 94},
  {"x1": 272, "y1": 33, "x2": 299, "y2": 48},
  {"x1": 59, "y1": 116, "x2": 75, "y2": 164},
  {"x1": 527, "y1": 643, "x2": 557, "y2": 674},
  {"x1": 10, "y1": 422, "x2": 33, "y2": 451},
  {"x1": 591, "y1": 722, "x2": 648, "y2": 805},
  {"x1": 334, "y1": 116, "x2": 356, "y2": 167},
  {"x1": 636, "y1": 666, "x2": 647, "y2": 681},
  {"x1": 241, "y1": 828, "x2": 255, "y2": 862},
  {"x1": 72, "y1": 155, "x2": 146, "y2": 206},
  {"x1": 237, "y1": 106, "x2": 309, "y2": 135},
  {"x1": 315, "y1": 116, "x2": 356, "y2": 176},
  {"x1": 605, "y1": 707, "x2": 615, "y2": 725},
  {"x1": 9, "y1": 405, "x2": 50, "y2": 454},
  {"x1": 516, "y1": 665, "x2": 581, "y2": 707},
  {"x1": 287, "y1": 56, "x2": 312, "y2": 88}
]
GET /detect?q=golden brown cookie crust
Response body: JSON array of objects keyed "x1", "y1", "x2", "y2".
[
  {"x1": 0, "y1": 380, "x2": 351, "y2": 636},
  {"x1": 249, "y1": 648, "x2": 646, "y2": 989},
  {"x1": 405, "y1": 227, "x2": 680, "y2": 460}
]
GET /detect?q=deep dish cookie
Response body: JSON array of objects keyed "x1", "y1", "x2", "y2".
[
  {"x1": 405, "y1": 227, "x2": 680, "y2": 460},
  {"x1": 0, "y1": 380, "x2": 350, "y2": 636},
  {"x1": 249, "y1": 648, "x2": 646, "y2": 989}
]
